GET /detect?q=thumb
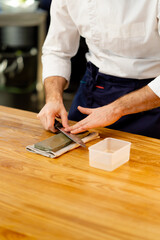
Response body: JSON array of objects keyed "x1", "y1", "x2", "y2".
[{"x1": 77, "y1": 106, "x2": 93, "y2": 115}]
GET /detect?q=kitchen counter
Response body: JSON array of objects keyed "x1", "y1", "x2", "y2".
[{"x1": 0, "y1": 106, "x2": 160, "y2": 240}]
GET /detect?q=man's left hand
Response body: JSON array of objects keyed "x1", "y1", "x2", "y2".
[{"x1": 65, "y1": 104, "x2": 122, "y2": 134}]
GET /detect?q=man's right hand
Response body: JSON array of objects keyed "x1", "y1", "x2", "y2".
[
  {"x1": 37, "y1": 76, "x2": 69, "y2": 132},
  {"x1": 37, "y1": 100, "x2": 69, "y2": 132}
]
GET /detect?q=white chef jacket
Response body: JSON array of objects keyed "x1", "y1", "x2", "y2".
[{"x1": 42, "y1": 0, "x2": 160, "y2": 97}]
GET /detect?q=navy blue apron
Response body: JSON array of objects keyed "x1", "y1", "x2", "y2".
[{"x1": 68, "y1": 62, "x2": 160, "y2": 139}]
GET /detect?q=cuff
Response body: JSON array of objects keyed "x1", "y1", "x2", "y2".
[
  {"x1": 42, "y1": 55, "x2": 71, "y2": 84},
  {"x1": 148, "y1": 76, "x2": 160, "y2": 98}
]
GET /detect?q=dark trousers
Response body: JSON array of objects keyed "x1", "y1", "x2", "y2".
[{"x1": 68, "y1": 62, "x2": 160, "y2": 139}]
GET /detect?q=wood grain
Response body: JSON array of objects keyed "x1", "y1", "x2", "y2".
[{"x1": 0, "y1": 106, "x2": 160, "y2": 240}]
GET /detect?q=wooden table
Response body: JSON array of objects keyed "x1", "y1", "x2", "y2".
[{"x1": 0, "y1": 106, "x2": 160, "y2": 240}]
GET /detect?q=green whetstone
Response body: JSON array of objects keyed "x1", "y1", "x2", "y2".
[{"x1": 34, "y1": 132, "x2": 89, "y2": 152}]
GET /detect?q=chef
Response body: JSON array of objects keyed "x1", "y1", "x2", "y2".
[{"x1": 38, "y1": 0, "x2": 160, "y2": 138}]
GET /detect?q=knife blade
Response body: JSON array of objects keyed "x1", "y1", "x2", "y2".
[{"x1": 54, "y1": 119, "x2": 86, "y2": 148}]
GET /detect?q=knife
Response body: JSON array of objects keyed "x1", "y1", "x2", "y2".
[{"x1": 54, "y1": 119, "x2": 86, "y2": 148}]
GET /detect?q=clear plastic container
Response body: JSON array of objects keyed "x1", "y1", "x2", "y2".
[{"x1": 89, "y1": 138, "x2": 131, "y2": 171}]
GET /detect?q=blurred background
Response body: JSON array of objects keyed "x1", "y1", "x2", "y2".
[{"x1": 0, "y1": 0, "x2": 88, "y2": 112}]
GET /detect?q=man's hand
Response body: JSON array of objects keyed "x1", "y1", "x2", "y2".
[
  {"x1": 65, "y1": 104, "x2": 122, "y2": 134},
  {"x1": 37, "y1": 101, "x2": 69, "y2": 132},
  {"x1": 65, "y1": 85, "x2": 160, "y2": 134},
  {"x1": 37, "y1": 76, "x2": 69, "y2": 132}
]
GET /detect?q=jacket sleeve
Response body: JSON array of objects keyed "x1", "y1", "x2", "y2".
[{"x1": 42, "y1": 0, "x2": 80, "y2": 85}]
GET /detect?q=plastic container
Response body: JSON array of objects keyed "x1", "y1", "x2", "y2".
[{"x1": 89, "y1": 138, "x2": 131, "y2": 171}]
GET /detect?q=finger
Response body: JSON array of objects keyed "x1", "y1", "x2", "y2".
[
  {"x1": 70, "y1": 120, "x2": 92, "y2": 134},
  {"x1": 42, "y1": 117, "x2": 48, "y2": 131},
  {"x1": 46, "y1": 115, "x2": 57, "y2": 132},
  {"x1": 77, "y1": 106, "x2": 93, "y2": 115},
  {"x1": 67, "y1": 117, "x2": 90, "y2": 132},
  {"x1": 70, "y1": 126, "x2": 89, "y2": 134},
  {"x1": 61, "y1": 110, "x2": 69, "y2": 128},
  {"x1": 37, "y1": 112, "x2": 47, "y2": 129},
  {"x1": 37, "y1": 110, "x2": 43, "y2": 120}
]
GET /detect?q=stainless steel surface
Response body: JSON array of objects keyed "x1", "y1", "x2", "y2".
[{"x1": 0, "y1": 26, "x2": 37, "y2": 48}]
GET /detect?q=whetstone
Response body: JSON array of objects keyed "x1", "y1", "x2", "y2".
[{"x1": 34, "y1": 132, "x2": 89, "y2": 152}]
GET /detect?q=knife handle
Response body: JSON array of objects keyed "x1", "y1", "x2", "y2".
[{"x1": 54, "y1": 119, "x2": 63, "y2": 129}]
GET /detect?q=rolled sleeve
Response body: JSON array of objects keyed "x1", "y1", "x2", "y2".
[
  {"x1": 42, "y1": 0, "x2": 80, "y2": 83},
  {"x1": 148, "y1": 76, "x2": 160, "y2": 98}
]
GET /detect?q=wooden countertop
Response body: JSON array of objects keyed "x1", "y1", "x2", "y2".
[{"x1": 0, "y1": 106, "x2": 160, "y2": 240}]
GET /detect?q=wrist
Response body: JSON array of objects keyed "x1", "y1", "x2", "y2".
[
  {"x1": 44, "y1": 76, "x2": 66, "y2": 104},
  {"x1": 46, "y1": 92, "x2": 63, "y2": 104},
  {"x1": 110, "y1": 99, "x2": 125, "y2": 118}
]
